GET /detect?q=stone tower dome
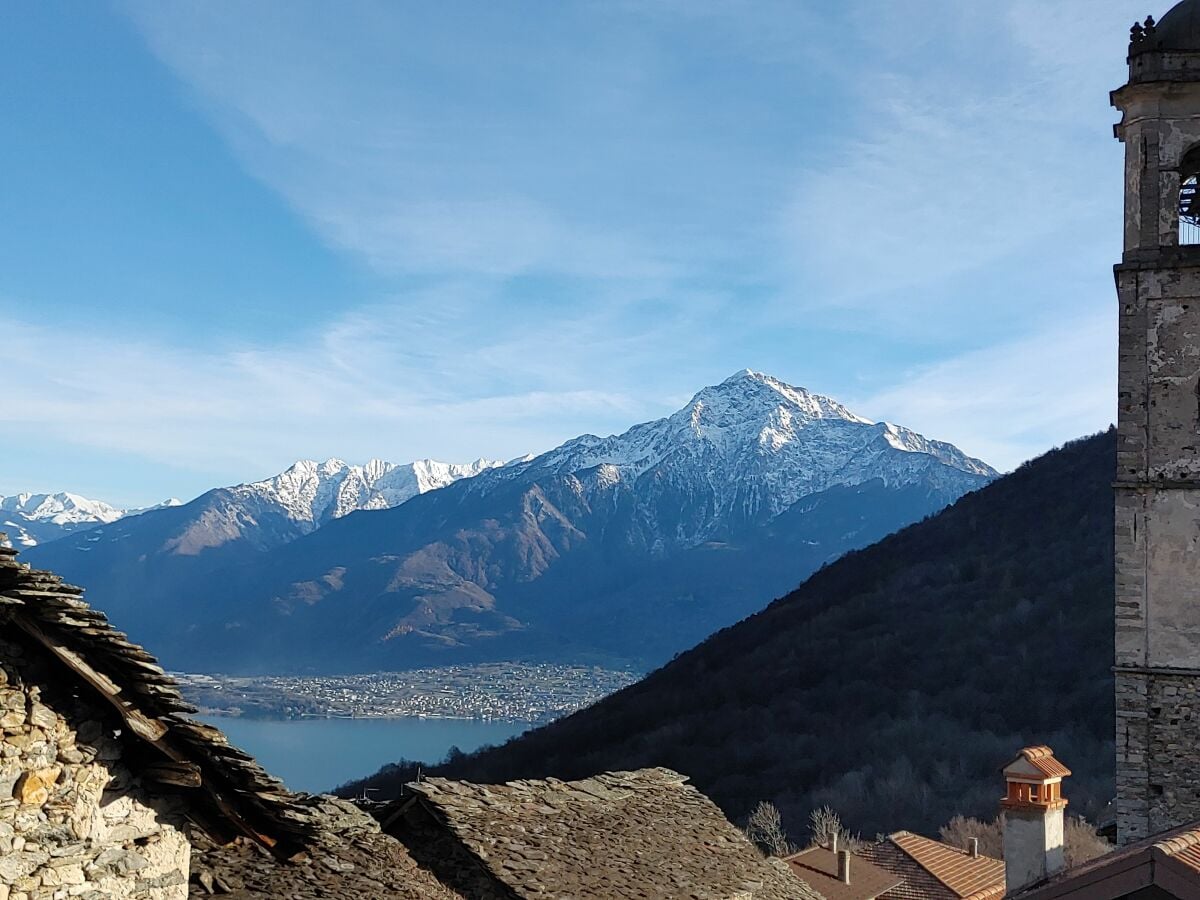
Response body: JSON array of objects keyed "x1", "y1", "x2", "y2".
[{"x1": 1155, "y1": 0, "x2": 1200, "y2": 50}]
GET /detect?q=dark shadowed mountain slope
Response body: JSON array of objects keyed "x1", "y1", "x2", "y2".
[
  {"x1": 31, "y1": 372, "x2": 993, "y2": 674},
  {"x1": 340, "y1": 430, "x2": 1116, "y2": 841}
]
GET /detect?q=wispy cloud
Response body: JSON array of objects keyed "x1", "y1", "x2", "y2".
[
  {"x1": 7, "y1": 1, "x2": 1136, "y2": 501},
  {"x1": 0, "y1": 300, "x2": 677, "y2": 496},
  {"x1": 118, "y1": 0, "x2": 728, "y2": 284},
  {"x1": 776, "y1": 0, "x2": 1135, "y2": 325},
  {"x1": 854, "y1": 310, "x2": 1117, "y2": 472}
]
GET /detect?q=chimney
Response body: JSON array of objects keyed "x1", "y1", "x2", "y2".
[
  {"x1": 837, "y1": 849, "x2": 850, "y2": 885},
  {"x1": 968, "y1": 837, "x2": 979, "y2": 858},
  {"x1": 1001, "y1": 746, "x2": 1071, "y2": 894}
]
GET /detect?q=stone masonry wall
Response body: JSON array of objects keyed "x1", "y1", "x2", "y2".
[
  {"x1": 0, "y1": 628, "x2": 191, "y2": 900},
  {"x1": 1116, "y1": 669, "x2": 1200, "y2": 843},
  {"x1": 1114, "y1": 258, "x2": 1200, "y2": 843},
  {"x1": 1115, "y1": 670, "x2": 1151, "y2": 844}
]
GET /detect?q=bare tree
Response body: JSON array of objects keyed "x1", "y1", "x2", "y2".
[
  {"x1": 939, "y1": 814, "x2": 1112, "y2": 866},
  {"x1": 1064, "y1": 817, "x2": 1112, "y2": 867},
  {"x1": 745, "y1": 801, "x2": 793, "y2": 857},
  {"x1": 807, "y1": 806, "x2": 863, "y2": 853},
  {"x1": 939, "y1": 815, "x2": 1004, "y2": 859}
]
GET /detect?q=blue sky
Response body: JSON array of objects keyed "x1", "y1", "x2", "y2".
[{"x1": 1, "y1": 0, "x2": 1147, "y2": 507}]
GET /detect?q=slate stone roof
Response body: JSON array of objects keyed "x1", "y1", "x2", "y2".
[
  {"x1": 189, "y1": 797, "x2": 464, "y2": 899},
  {"x1": 858, "y1": 833, "x2": 1004, "y2": 900},
  {"x1": 0, "y1": 538, "x2": 833, "y2": 898},
  {"x1": 387, "y1": 768, "x2": 824, "y2": 899},
  {"x1": 0, "y1": 539, "x2": 320, "y2": 854},
  {"x1": 784, "y1": 845, "x2": 901, "y2": 899}
]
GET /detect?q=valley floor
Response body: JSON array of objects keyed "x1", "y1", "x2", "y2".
[{"x1": 175, "y1": 663, "x2": 641, "y2": 724}]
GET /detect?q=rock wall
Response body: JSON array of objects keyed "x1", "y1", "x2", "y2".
[
  {"x1": 1113, "y1": 259, "x2": 1200, "y2": 843},
  {"x1": 1116, "y1": 669, "x2": 1200, "y2": 842},
  {"x1": 0, "y1": 628, "x2": 191, "y2": 900}
]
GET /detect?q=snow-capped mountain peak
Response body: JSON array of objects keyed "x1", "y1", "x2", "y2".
[
  {"x1": 3, "y1": 456, "x2": 502, "y2": 553},
  {"x1": 231, "y1": 456, "x2": 505, "y2": 528},
  {"x1": 0, "y1": 492, "x2": 181, "y2": 548},
  {"x1": 1, "y1": 492, "x2": 126, "y2": 527},
  {"x1": 709, "y1": 369, "x2": 872, "y2": 426},
  {"x1": 487, "y1": 371, "x2": 996, "y2": 545}
]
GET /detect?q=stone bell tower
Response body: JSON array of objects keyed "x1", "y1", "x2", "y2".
[{"x1": 1113, "y1": 0, "x2": 1200, "y2": 845}]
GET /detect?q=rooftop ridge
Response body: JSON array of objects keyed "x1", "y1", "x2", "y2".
[
  {"x1": 0, "y1": 533, "x2": 321, "y2": 855},
  {"x1": 890, "y1": 831, "x2": 1005, "y2": 898},
  {"x1": 1152, "y1": 822, "x2": 1200, "y2": 856},
  {"x1": 1008, "y1": 746, "x2": 1072, "y2": 779},
  {"x1": 395, "y1": 765, "x2": 820, "y2": 900}
]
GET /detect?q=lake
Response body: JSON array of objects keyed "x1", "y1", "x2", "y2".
[{"x1": 207, "y1": 716, "x2": 528, "y2": 793}]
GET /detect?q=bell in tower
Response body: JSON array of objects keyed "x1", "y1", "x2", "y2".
[{"x1": 1113, "y1": 0, "x2": 1200, "y2": 847}]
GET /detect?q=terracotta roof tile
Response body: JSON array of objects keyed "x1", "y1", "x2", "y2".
[
  {"x1": 785, "y1": 846, "x2": 901, "y2": 900},
  {"x1": 1013, "y1": 820, "x2": 1200, "y2": 897},
  {"x1": 860, "y1": 839, "x2": 958, "y2": 900},
  {"x1": 1010, "y1": 747, "x2": 1072, "y2": 780},
  {"x1": 1151, "y1": 822, "x2": 1200, "y2": 874},
  {"x1": 885, "y1": 832, "x2": 1004, "y2": 899},
  {"x1": 1168, "y1": 838, "x2": 1200, "y2": 874}
]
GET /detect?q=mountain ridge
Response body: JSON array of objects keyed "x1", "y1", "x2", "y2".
[
  {"x1": 337, "y1": 429, "x2": 1114, "y2": 839},
  {"x1": 0, "y1": 492, "x2": 183, "y2": 548},
  {"x1": 5, "y1": 456, "x2": 503, "y2": 553},
  {"x1": 28, "y1": 371, "x2": 996, "y2": 674}
]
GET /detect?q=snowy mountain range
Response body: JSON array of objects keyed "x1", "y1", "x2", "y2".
[
  {"x1": 237, "y1": 457, "x2": 503, "y2": 527},
  {"x1": 157, "y1": 457, "x2": 503, "y2": 557},
  {"x1": 0, "y1": 493, "x2": 183, "y2": 548},
  {"x1": 27, "y1": 370, "x2": 996, "y2": 673},
  {"x1": 2, "y1": 458, "x2": 501, "y2": 552}
]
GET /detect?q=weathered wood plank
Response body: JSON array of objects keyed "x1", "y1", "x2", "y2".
[
  {"x1": 145, "y1": 761, "x2": 203, "y2": 788},
  {"x1": 13, "y1": 615, "x2": 169, "y2": 742}
]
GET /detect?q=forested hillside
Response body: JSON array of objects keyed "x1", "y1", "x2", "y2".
[{"x1": 340, "y1": 430, "x2": 1116, "y2": 840}]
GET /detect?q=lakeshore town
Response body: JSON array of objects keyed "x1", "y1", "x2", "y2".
[{"x1": 174, "y1": 663, "x2": 641, "y2": 724}]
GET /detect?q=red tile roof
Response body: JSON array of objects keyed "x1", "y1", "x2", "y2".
[
  {"x1": 785, "y1": 846, "x2": 902, "y2": 900},
  {"x1": 887, "y1": 832, "x2": 1005, "y2": 899},
  {"x1": 1010, "y1": 747, "x2": 1072, "y2": 780},
  {"x1": 859, "y1": 840, "x2": 959, "y2": 900},
  {"x1": 1155, "y1": 824, "x2": 1200, "y2": 874},
  {"x1": 1017, "y1": 819, "x2": 1200, "y2": 898}
]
